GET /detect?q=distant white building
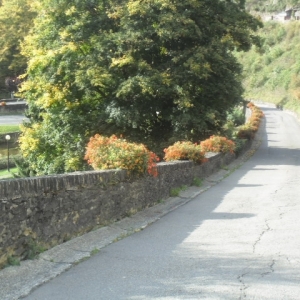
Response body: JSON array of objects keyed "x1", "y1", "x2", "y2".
[
  {"x1": 272, "y1": 11, "x2": 290, "y2": 22},
  {"x1": 271, "y1": 7, "x2": 300, "y2": 22}
]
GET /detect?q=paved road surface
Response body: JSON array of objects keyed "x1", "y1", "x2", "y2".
[
  {"x1": 0, "y1": 115, "x2": 27, "y2": 125},
  {"x1": 18, "y1": 106, "x2": 300, "y2": 299}
]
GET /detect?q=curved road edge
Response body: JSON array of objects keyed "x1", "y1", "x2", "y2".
[{"x1": 0, "y1": 104, "x2": 268, "y2": 300}]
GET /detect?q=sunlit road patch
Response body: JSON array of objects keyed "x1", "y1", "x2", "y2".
[{"x1": 0, "y1": 115, "x2": 28, "y2": 125}]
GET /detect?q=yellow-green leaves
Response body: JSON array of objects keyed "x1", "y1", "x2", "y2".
[
  {"x1": 0, "y1": 0, "x2": 37, "y2": 82},
  {"x1": 18, "y1": 0, "x2": 262, "y2": 175}
]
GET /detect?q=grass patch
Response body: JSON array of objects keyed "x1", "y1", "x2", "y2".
[
  {"x1": 222, "y1": 165, "x2": 229, "y2": 171},
  {"x1": 23, "y1": 239, "x2": 47, "y2": 260},
  {"x1": 0, "y1": 125, "x2": 20, "y2": 134},
  {"x1": 192, "y1": 177, "x2": 203, "y2": 187},
  {"x1": 0, "y1": 167, "x2": 18, "y2": 179},
  {"x1": 6, "y1": 256, "x2": 20, "y2": 267},
  {"x1": 170, "y1": 185, "x2": 188, "y2": 197},
  {"x1": 90, "y1": 248, "x2": 100, "y2": 256}
]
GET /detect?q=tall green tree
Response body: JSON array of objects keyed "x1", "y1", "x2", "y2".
[
  {"x1": 0, "y1": 0, "x2": 37, "y2": 93},
  {"x1": 20, "y1": 0, "x2": 262, "y2": 175}
]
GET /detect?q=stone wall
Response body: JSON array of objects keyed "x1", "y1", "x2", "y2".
[
  {"x1": 0, "y1": 102, "x2": 26, "y2": 113},
  {"x1": 0, "y1": 152, "x2": 236, "y2": 266}
]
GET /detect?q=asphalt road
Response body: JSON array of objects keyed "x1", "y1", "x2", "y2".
[
  {"x1": 0, "y1": 115, "x2": 27, "y2": 125},
  {"x1": 21, "y1": 106, "x2": 300, "y2": 299}
]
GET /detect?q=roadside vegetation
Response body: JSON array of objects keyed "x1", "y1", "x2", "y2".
[
  {"x1": 62, "y1": 102, "x2": 264, "y2": 178},
  {"x1": 236, "y1": 20, "x2": 300, "y2": 114},
  {"x1": 17, "y1": 0, "x2": 261, "y2": 176},
  {"x1": 0, "y1": 125, "x2": 20, "y2": 134},
  {"x1": 0, "y1": 168, "x2": 18, "y2": 179},
  {"x1": 0, "y1": 102, "x2": 264, "y2": 179},
  {"x1": 0, "y1": 0, "x2": 265, "y2": 177},
  {"x1": 0, "y1": 0, "x2": 36, "y2": 92},
  {"x1": 0, "y1": 125, "x2": 21, "y2": 173}
]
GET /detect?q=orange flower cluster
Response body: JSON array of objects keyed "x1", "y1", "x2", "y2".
[
  {"x1": 0, "y1": 101, "x2": 6, "y2": 106},
  {"x1": 237, "y1": 102, "x2": 264, "y2": 139},
  {"x1": 84, "y1": 134, "x2": 159, "y2": 177},
  {"x1": 164, "y1": 141, "x2": 207, "y2": 164},
  {"x1": 200, "y1": 135, "x2": 235, "y2": 154}
]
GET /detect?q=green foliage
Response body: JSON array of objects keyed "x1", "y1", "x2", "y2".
[
  {"x1": 6, "y1": 256, "x2": 20, "y2": 267},
  {"x1": 226, "y1": 107, "x2": 246, "y2": 127},
  {"x1": 164, "y1": 141, "x2": 207, "y2": 164},
  {"x1": 223, "y1": 106, "x2": 246, "y2": 137},
  {"x1": 0, "y1": 167, "x2": 18, "y2": 179},
  {"x1": 23, "y1": 238, "x2": 46, "y2": 260},
  {"x1": 12, "y1": 156, "x2": 35, "y2": 177},
  {"x1": 0, "y1": 155, "x2": 19, "y2": 171},
  {"x1": 170, "y1": 185, "x2": 188, "y2": 197},
  {"x1": 0, "y1": 0, "x2": 37, "y2": 90},
  {"x1": 222, "y1": 120, "x2": 236, "y2": 140},
  {"x1": 0, "y1": 125, "x2": 20, "y2": 134},
  {"x1": 84, "y1": 134, "x2": 159, "y2": 177},
  {"x1": 236, "y1": 102, "x2": 264, "y2": 139},
  {"x1": 236, "y1": 21, "x2": 300, "y2": 110},
  {"x1": 19, "y1": 0, "x2": 261, "y2": 175},
  {"x1": 233, "y1": 138, "x2": 248, "y2": 155},
  {"x1": 192, "y1": 177, "x2": 203, "y2": 187}
]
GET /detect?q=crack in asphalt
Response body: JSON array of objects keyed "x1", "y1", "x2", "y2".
[
  {"x1": 238, "y1": 259, "x2": 276, "y2": 299},
  {"x1": 238, "y1": 272, "x2": 249, "y2": 300},
  {"x1": 253, "y1": 220, "x2": 271, "y2": 253},
  {"x1": 261, "y1": 259, "x2": 276, "y2": 277}
]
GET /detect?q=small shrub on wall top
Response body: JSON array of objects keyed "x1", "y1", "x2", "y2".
[
  {"x1": 200, "y1": 135, "x2": 236, "y2": 154},
  {"x1": 85, "y1": 134, "x2": 159, "y2": 177},
  {"x1": 237, "y1": 102, "x2": 264, "y2": 139},
  {"x1": 163, "y1": 141, "x2": 207, "y2": 164},
  {"x1": 236, "y1": 124, "x2": 255, "y2": 139}
]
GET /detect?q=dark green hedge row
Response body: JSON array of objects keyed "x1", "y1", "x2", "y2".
[{"x1": 0, "y1": 154, "x2": 21, "y2": 170}]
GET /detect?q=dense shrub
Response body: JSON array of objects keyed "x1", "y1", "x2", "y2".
[
  {"x1": 236, "y1": 124, "x2": 256, "y2": 139},
  {"x1": 164, "y1": 141, "x2": 207, "y2": 164},
  {"x1": 226, "y1": 106, "x2": 246, "y2": 126},
  {"x1": 12, "y1": 156, "x2": 35, "y2": 177},
  {"x1": 84, "y1": 134, "x2": 159, "y2": 177},
  {"x1": 233, "y1": 138, "x2": 248, "y2": 155},
  {"x1": 200, "y1": 136, "x2": 235, "y2": 154},
  {"x1": 0, "y1": 155, "x2": 21, "y2": 170},
  {"x1": 237, "y1": 102, "x2": 264, "y2": 139}
]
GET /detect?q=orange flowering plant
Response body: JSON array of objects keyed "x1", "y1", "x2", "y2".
[
  {"x1": 164, "y1": 141, "x2": 207, "y2": 164},
  {"x1": 85, "y1": 134, "x2": 159, "y2": 177},
  {"x1": 237, "y1": 102, "x2": 264, "y2": 139},
  {"x1": 236, "y1": 124, "x2": 255, "y2": 139},
  {"x1": 200, "y1": 135, "x2": 235, "y2": 153},
  {"x1": 0, "y1": 101, "x2": 6, "y2": 106}
]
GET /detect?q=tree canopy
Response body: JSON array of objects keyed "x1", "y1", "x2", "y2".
[
  {"x1": 19, "y1": 0, "x2": 262, "y2": 175},
  {"x1": 0, "y1": 0, "x2": 37, "y2": 93}
]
